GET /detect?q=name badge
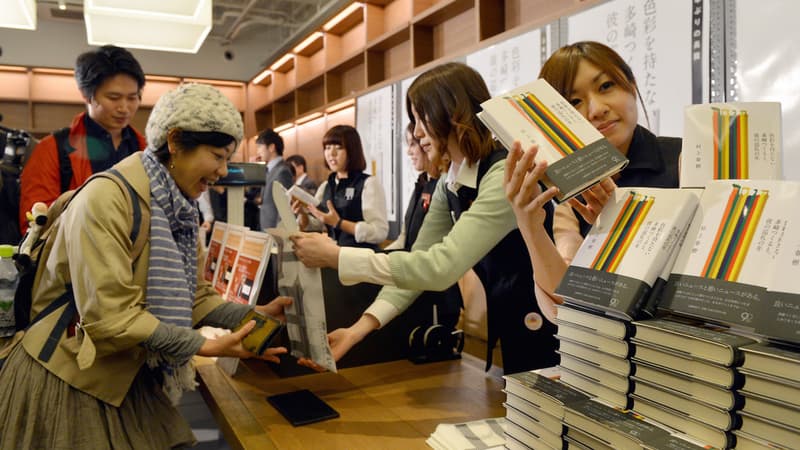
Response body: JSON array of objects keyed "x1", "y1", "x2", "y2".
[{"x1": 345, "y1": 187, "x2": 355, "y2": 200}]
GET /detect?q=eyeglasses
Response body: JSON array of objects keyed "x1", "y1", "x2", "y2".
[{"x1": 323, "y1": 144, "x2": 343, "y2": 152}]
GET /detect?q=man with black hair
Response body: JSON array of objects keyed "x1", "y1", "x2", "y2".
[
  {"x1": 286, "y1": 154, "x2": 317, "y2": 195},
  {"x1": 19, "y1": 45, "x2": 146, "y2": 233},
  {"x1": 257, "y1": 129, "x2": 294, "y2": 229}
]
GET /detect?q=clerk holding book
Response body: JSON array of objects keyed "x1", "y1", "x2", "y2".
[
  {"x1": 291, "y1": 63, "x2": 559, "y2": 374},
  {"x1": 504, "y1": 41, "x2": 682, "y2": 323}
]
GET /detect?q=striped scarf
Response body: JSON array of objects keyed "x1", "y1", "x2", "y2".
[{"x1": 141, "y1": 150, "x2": 199, "y2": 403}]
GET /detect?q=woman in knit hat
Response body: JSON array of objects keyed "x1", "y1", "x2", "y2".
[{"x1": 0, "y1": 83, "x2": 292, "y2": 448}]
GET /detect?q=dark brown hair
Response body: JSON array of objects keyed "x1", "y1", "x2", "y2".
[
  {"x1": 539, "y1": 41, "x2": 648, "y2": 125},
  {"x1": 406, "y1": 62, "x2": 495, "y2": 165},
  {"x1": 322, "y1": 125, "x2": 366, "y2": 172}
]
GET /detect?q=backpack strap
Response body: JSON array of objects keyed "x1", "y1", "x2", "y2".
[
  {"x1": 35, "y1": 168, "x2": 146, "y2": 363},
  {"x1": 53, "y1": 127, "x2": 74, "y2": 194}
]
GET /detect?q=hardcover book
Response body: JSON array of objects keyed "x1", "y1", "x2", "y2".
[
  {"x1": 502, "y1": 395, "x2": 563, "y2": 431},
  {"x1": 477, "y1": 78, "x2": 628, "y2": 202},
  {"x1": 556, "y1": 303, "x2": 632, "y2": 339},
  {"x1": 738, "y1": 411, "x2": 800, "y2": 449},
  {"x1": 502, "y1": 370, "x2": 591, "y2": 419},
  {"x1": 631, "y1": 395, "x2": 734, "y2": 449},
  {"x1": 631, "y1": 360, "x2": 741, "y2": 410},
  {"x1": 560, "y1": 367, "x2": 629, "y2": 409},
  {"x1": 662, "y1": 180, "x2": 800, "y2": 329},
  {"x1": 564, "y1": 427, "x2": 615, "y2": 450},
  {"x1": 557, "y1": 188, "x2": 700, "y2": 320},
  {"x1": 740, "y1": 341, "x2": 800, "y2": 381},
  {"x1": 633, "y1": 318, "x2": 755, "y2": 366},
  {"x1": 556, "y1": 321, "x2": 631, "y2": 358},
  {"x1": 225, "y1": 230, "x2": 273, "y2": 305},
  {"x1": 680, "y1": 102, "x2": 782, "y2": 188},
  {"x1": 741, "y1": 391, "x2": 800, "y2": 430},
  {"x1": 558, "y1": 352, "x2": 631, "y2": 393},
  {"x1": 212, "y1": 224, "x2": 246, "y2": 297},
  {"x1": 203, "y1": 221, "x2": 228, "y2": 282},
  {"x1": 563, "y1": 398, "x2": 669, "y2": 450},
  {"x1": 503, "y1": 420, "x2": 557, "y2": 450},
  {"x1": 558, "y1": 336, "x2": 632, "y2": 376},
  {"x1": 632, "y1": 341, "x2": 743, "y2": 390},
  {"x1": 739, "y1": 368, "x2": 800, "y2": 408},
  {"x1": 631, "y1": 378, "x2": 739, "y2": 430},
  {"x1": 503, "y1": 404, "x2": 564, "y2": 450}
]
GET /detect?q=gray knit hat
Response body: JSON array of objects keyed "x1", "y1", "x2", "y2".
[{"x1": 146, "y1": 83, "x2": 244, "y2": 150}]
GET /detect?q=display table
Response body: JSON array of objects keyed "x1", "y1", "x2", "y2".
[{"x1": 196, "y1": 354, "x2": 506, "y2": 449}]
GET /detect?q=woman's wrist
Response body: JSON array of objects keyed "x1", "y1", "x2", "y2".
[{"x1": 335, "y1": 218, "x2": 343, "y2": 229}]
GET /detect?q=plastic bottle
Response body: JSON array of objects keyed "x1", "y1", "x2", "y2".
[{"x1": 0, "y1": 244, "x2": 18, "y2": 337}]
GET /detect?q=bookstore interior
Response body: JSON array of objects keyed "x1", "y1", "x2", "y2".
[{"x1": 2, "y1": 0, "x2": 800, "y2": 449}]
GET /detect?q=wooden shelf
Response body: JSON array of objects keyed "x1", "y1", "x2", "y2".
[
  {"x1": 366, "y1": 25, "x2": 412, "y2": 84},
  {"x1": 247, "y1": 0, "x2": 606, "y2": 167},
  {"x1": 368, "y1": 24, "x2": 411, "y2": 51},
  {"x1": 255, "y1": 105, "x2": 274, "y2": 131},
  {"x1": 413, "y1": 0, "x2": 473, "y2": 26},
  {"x1": 296, "y1": 75, "x2": 326, "y2": 116},
  {"x1": 273, "y1": 92, "x2": 296, "y2": 125},
  {"x1": 325, "y1": 52, "x2": 366, "y2": 104}
]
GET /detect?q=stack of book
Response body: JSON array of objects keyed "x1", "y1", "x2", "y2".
[
  {"x1": 734, "y1": 342, "x2": 800, "y2": 449},
  {"x1": 555, "y1": 304, "x2": 633, "y2": 409},
  {"x1": 425, "y1": 417, "x2": 507, "y2": 450},
  {"x1": 629, "y1": 318, "x2": 755, "y2": 449},
  {"x1": 562, "y1": 398, "x2": 710, "y2": 450},
  {"x1": 554, "y1": 187, "x2": 700, "y2": 409},
  {"x1": 502, "y1": 370, "x2": 589, "y2": 450}
]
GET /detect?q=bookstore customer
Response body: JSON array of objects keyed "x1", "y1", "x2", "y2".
[
  {"x1": 295, "y1": 125, "x2": 388, "y2": 249},
  {"x1": 291, "y1": 62, "x2": 558, "y2": 374},
  {"x1": 504, "y1": 41, "x2": 681, "y2": 323},
  {"x1": 0, "y1": 84, "x2": 292, "y2": 449}
]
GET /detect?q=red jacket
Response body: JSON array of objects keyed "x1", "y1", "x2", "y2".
[{"x1": 18, "y1": 112, "x2": 146, "y2": 232}]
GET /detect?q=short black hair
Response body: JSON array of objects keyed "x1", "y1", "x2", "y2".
[
  {"x1": 74, "y1": 45, "x2": 145, "y2": 100},
  {"x1": 152, "y1": 130, "x2": 237, "y2": 164},
  {"x1": 285, "y1": 154, "x2": 307, "y2": 170},
  {"x1": 322, "y1": 125, "x2": 366, "y2": 172},
  {"x1": 256, "y1": 128, "x2": 284, "y2": 156}
]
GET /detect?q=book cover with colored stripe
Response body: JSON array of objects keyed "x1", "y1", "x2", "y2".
[
  {"x1": 663, "y1": 180, "x2": 800, "y2": 331},
  {"x1": 225, "y1": 230, "x2": 273, "y2": 305},
  {"x1": 557, "y1": 188, "x2": 700, "y2": 320},
  {"x1": 680, "y1": 102, "x2": 782, "y2": 188},
  {"x1": 477, "y1": 78, "x2": 628, "y2": 203}
]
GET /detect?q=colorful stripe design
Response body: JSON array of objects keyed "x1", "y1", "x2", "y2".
[
  {"x1": 590, "y1": 192, "x2": 655, "y2": 273},
  {"x1": 712, "y1": 107, "x2": 749, "y2": 179},
  {"x1": 701, "y1": 185, "x2": 768, "y2": 281},
  {"x1": 506, "y1": 92, "x2": 584, "y2": 157}
]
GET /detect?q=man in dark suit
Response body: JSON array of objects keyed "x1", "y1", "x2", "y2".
[
  {"x1": 286, "y1": 154, "x2": 318, "y2": 195},
  {"x1": 258, "y1": 129, "x2": 294, "y2": 229}
]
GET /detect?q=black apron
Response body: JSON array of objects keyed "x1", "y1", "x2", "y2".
[
  {"x1": 445, "y1": 148, "x2": 559, "y2": 374},
  {"x1": 322, "y1": 171, "x2": 377, "y2": 250}
]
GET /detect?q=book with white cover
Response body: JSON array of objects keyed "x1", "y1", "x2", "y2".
[
  {"x1": 425, "y1": 417, "x2": 506, "y2": 450},
  {"x1": 478, "y1": 78, "x2": 628, "y2": 203},
  {"x1": 213, "y1": 224, "x2": 246, "y2": 297},
  {"x1": 287, "y1": 184, "x2": 320, "y2": 207},
  {"x1": 663, "y1": 180, "x2": 800, "y2": 329},
  {"x1": 225, "y1": 230, "x2": 273, "y2": 305},
  {"x1": 557, "y1": 188, "x2": 700, "y2": 320},
  {"x1": 762, "y1": 206, "x2": 800, "y2": 344},
  {"x1": 203, "y1": 221, "x2": 228, "y2": 282},
  {"x1": 680, "y1": 102, "x2": 782, "y2": 188}
]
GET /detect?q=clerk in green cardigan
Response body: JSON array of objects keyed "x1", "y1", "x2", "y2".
[{"x1": 291, "y1": 62, "x2": 559, "y2": 374}]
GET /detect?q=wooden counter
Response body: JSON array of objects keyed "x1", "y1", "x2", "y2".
[{"x1": 196, "y1": 355, "x2": 506, "y2": 449}]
